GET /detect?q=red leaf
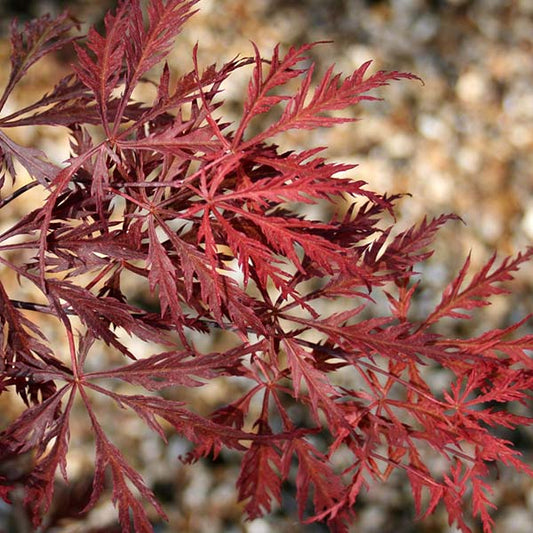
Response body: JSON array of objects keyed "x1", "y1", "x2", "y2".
[
  {"x1": 88, "y1": 342, "x2": 255, "y2": 390},
  {"x1": 424, "y1": 248, "x2": 533, "y2": 326},
  {"x1": 287, "y1": 439, "x2": 351, "y2": 527},
  {"x1": 72, "y1": 4, "x2": 129, "y2": 133},
  {"x1": 82, "y1": 400, "x2": 167, "y2": 532},
  {"x1": 238, "y1": 443, "x2": 283, "y2": 519},
  {"x1": 284, "y1": 338, "x2": 344, "y2": 426},
  {"x1": 147, "y1": 216, "x2": 183, "y2": 326}
]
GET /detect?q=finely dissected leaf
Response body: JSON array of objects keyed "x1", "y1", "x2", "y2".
[
  {"x1": 439, "y1": 316, "x2": 533, "y2": 368},
  {"x1": 283, "y1": 338, "x2": 344, "y2": 426},
  {"x1": 0, "y1": 12, "x2": 79, "y2": 111},
  {"x1": 237, "y1": 442, "x2": 283, "y2": 519},
  {"x1": 0, "y1": 130, "x2": 60, "y2": 185},
  {"x1": 88, "y1": 387, "x2": 260, "y2": 454},
  {"x1": 154, "y1": 216, "x2": 227, "y2": 322},
  {"x1": 72, "y1": 3, "x2": 128, "y2": 133},
  {"x1": 0, "y1": 281, "x2": 52, "y2": 367},
  {"x1": 295, "y1": 312, "x2": 439, "y2": 365},
  {"x1": 367, "y1": 214, "x2": 460, "y2": 275},
  {"x1": 138, "y1": 54, "x2": 251, "y2": 127},
  {"x1": 240, "y1": 55, "x2": 421, "y2": 147},
  {"x1": 286, "y1": 439, "x2": 352, "y2": 527},
  {"x1": 0, "y1": 74, "x2": 97, "y2": 127},
  {"x1": 82, "y1": 396, "x2": 167, "y2": 532},
  {"x1": 87, "y1": 342, "x2": 256, "y2": 390},
  {"x1": 0, "y1": 282, "x2": 70, "y2": 407},
  {"x1": 47, "y1": 282, "x2": 155, "y2": 352},
  {"x1": 23, "y1": 388, "x2": 75, "y2": 526},
  {"x1": 125, "y1": 0, "x2": 198, "y2": 88},
  {"x1": 213, "y1": 212, "x2": 289, "y2": 289},
  {"x1": 471, "y1": 473, "x2": 496, "y2": 533},
  {"x1": 228, "y1": 207, "x2": 347, "y2": 274},
  {"x1": 407, "y1": 464, "x2": 444, "y2": 520},
  {"x1": 37, "y1": 156, "x2": 92, "y2": 284},
  {"x1": 147, "y1": 215, "x2": 185, "y2": 328},
  {"x1": 424, "y1": 248, "x2": 533, "y2": 326},
  {"x1": 0, "y1": 384, "x2": 74, "y2": 524},
  {"x1": 232, "y1": 42, "x2": 317, "y2": 146},
  {"x1": 118, "y1": 123, "x2": 219, "y2": 157}
]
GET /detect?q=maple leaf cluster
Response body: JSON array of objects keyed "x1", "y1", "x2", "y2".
[{"x1": 0, "y1": 1, "x2": 531, "y2": 531}]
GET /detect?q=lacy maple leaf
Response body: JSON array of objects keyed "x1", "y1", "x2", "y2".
[{"x1": 0, "y1": 1, "x2": 531, "y2": 532}]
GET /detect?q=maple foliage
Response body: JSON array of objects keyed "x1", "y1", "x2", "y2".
[{"x1": 0, "y1": 1, "x2": 532, "y2": 531}]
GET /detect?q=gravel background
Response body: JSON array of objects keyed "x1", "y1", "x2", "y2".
[{"x1": 0, "y1": 1, "x2": 532, "y2": 532}]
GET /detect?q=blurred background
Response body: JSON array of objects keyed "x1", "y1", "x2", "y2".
[{"x1": 0, "y1": 0, "x2": 531, "y2": 531}]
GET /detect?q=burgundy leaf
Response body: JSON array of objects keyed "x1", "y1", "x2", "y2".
[
  {"x1": 1, "y1": 12, "x2": 80, "y2": 110},
  {"x1": 238, "y1": 442, "x2": 282, "y2": 519}
]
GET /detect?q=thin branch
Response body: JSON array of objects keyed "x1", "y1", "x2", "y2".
[
  {"x1": 10, "y1": 299, "x2": 51, "y2": 313},
  {"x1": 0, "y1": 180, "x2": 40, "y2": 209}
]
